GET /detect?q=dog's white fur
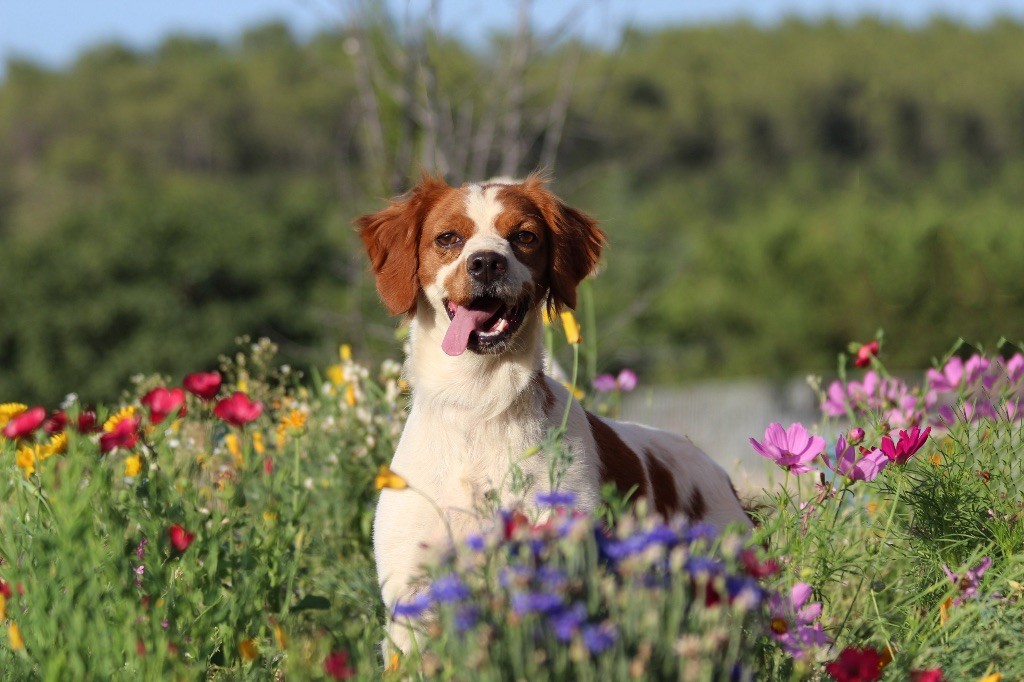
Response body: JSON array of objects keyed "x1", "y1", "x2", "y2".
[{"x1": 359, "y1": 175, "x2": 752, "y2": 654}]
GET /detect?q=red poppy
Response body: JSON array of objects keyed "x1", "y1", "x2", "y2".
[
  {"x1": 99, "y1": 416, "x2": 141, "y2": 453},
  {"x1": 213, "y1": 392, "x2": 263, "y2": 427},
  {"x1": 184, "y1": 371, "x2": 222, "y2": 401},
  {"x1": 44, "y1": 411, "x2": 68, "y2": 435},
  {"x1": 825, "y1": 646, "x2": 885, "y2": 682},
  {"x1": 324, "y1": 650, "x2": 355, "y2": 680},
  {"x1": 141, "y1": 387, "x2": 186, "y2": 424},
  {"x1": 76, "y1": 410, "x2": 100, "y2": 434},
  {"x1": 2, "y1": 406, "x2": 46, "y2": 440},
  {"x1": 854, "y1": 341, "x2": 880, "y2": 368},
  {"x1": 911, "y1": 670, "x2": 944, "y2": 682},
  {"x1": 168, "y1": 524, "x2": 196, "y2": 553}
]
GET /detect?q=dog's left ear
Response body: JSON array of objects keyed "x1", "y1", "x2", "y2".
[
  {"x1": 357, "y1": 174, "x2": 451, "y2": 315},
  {"x1": 524, "y1": 174, "x2": 605, "y2": 311}
]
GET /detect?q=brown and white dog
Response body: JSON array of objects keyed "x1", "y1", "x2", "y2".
[{"x1": 358, "y1": 173, "x2": 751, "y2": 652}]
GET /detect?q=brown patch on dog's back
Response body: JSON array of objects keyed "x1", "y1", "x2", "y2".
[
  {"x1": 683, "y1": 487, "x2": 707, "y2": 522},
  {"x1": 644, "y1": 450, "x2": 681, "y2": 519},
  {"x1": 587, "y1": 412, "x2": 649, "y2": 503}
]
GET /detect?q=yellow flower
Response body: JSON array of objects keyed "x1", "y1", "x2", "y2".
[
  {"x1": 238, "y1": 638, "x2": 259, "y2": 662},
  {"x1": 262, "y1": 510, "x2": 277, "y2": 524},
  {"x1": 46, "y1": 432, "x2": 68, "y2": 457},
  {"x1": 977, "y1": 673, "x2": 1002, "y2": 682},
  {"x1": 271, "y1": 620, "x2": 287, "y2": 649},
  {"x1": 0, "y1": 403, "x2": 27, "y2": 430},
  {"x1": 559, "y1": 381, "x2": 584, "y2": 401},
  {"x1": 252, "y1": 431, "x2": 265, "y2": 455},
  {"x1": 225, "y1": 433, "x2": 242, "y2": 464},
  {"x1": 275, "y1": 424, "x2": 288, "y2": 450},
  {"x1": 326, "y1": 364, "x2": 344, "y2": 386},
  {"x1": 15, "y1": 445, "x2": 37, "y2": 477},
  {"x1": 103, "y1": 406, "x2": 137, "y2": 433},
  {"x1": 541, "y1": 307, "x2": 553, "y2": 325},
  {"x1": 559, "y1": 310, "x2": 581, "y2": 345},
  {"x1": 237, "y1": 378, "x2": 249, "y2": 393},
  {"x1": 124, "y1": 454, "x2": 142, "y2": 478},
  {"x1": 387, "y1": 652, "x2": 400, "y2": 671},
  {"x1": 280, "y1": 409, "x2": 307, "y2": 431},
  {"x1": 345, "y1": 383, "x2": 357, "y2": 407},
  {"x1": 375, "y1": 464, "x2": 407, "y2": 491},
  {"x1": 8, "y1": 622, "x2": 24, "y2": 651},
  {"x1": 939, "y1": 596, "x2": 952, "y2": 625},
  {"x1": 929, "y1": 453, "x2": 942, "y2": 467},
  {"x1": 340, "y1": 344, "x2": 352, "y2": 362},
  {"x1": 0, "y1": 593, "x2": 6, "y2": 620}
]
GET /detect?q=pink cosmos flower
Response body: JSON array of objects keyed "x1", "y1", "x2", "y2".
[
  {"x1": 749, "y1": 422, "x2": 825, "y2": 474},
  {"x1": 593, "y1": 369, "x2": 638, "y2": 393},
  {"x1": 821, "y1": 380, "x2": 849, "y2": 417},
  {"x1": 941, "y1": 556, "x2": 992, "y2": 606},
  {"x1": 878, "y1": 426, "x2": 931, "y2": 465},
  {"x1": 769, "y1": 582, "x2": 831, "y2": 657},
  {"x1": 827, "y1": 436, "x2": 889, "y2": 483},
  {"x1": 213, "y1": 392, "x2": 263, "y2": 427}
]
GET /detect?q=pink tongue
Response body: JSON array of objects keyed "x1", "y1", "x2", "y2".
[{"x1": 442, "y1": 301, "x2": 502, "y2": 356}]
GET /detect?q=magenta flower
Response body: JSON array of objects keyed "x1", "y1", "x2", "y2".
[
  {"x1": 769, "y1": 582, "x2": 831, "y2": 658},
  {"x1": 941, "y1": 556, "x2": 992, "y2": 606},
  {"x1": 853, "y1": 340, "x2": 879, "y2": 368},
  {"x1": 821, "y1": 380, "x2": 849, "y2": 417},
  {"x1": 827, "y1": 436, "x2": 888, "y2": 482},
  {"x1": 879, "y1": 425, "x2": 931, "y2": 465},
  {"x1": 749, "y1": 423, "x2": 825, "y2": 474},
  {"x1": 593, "y1": 369, "x2": 638, "y2": 393}
]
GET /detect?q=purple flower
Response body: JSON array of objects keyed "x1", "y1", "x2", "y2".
[
  {"x1": 548, "y1": 603, "x2": 587, "y2": 642},
  {"x1": 749, "y1": 422, "x2": 825, "y2": 474},
  {"x1": 827, "y1": 436, "x2": 888, "y2": 482},
  {"x1": 511, "y1": 591, "x2": 565, "y2": 615},
  {"x1": 454, "y1": 605, "x2": 479, "y2": 632},
  {"x1": 536, "y1": 566, "x2": 568, "y2": 589},
  {"x1": 431, "y1": 575, "x2": 470, "y2": 603},
  {"x1": 769, "y1": 582, "x2": 831, "y2": 658},
  {"x1": 592, "y1": 374, "x2": 618, "y2": 392},
  {"x1": 536, "y1": 490, "x2": 577, "y2": 507},
  {"x1": 941, "y1": 556, "x2": 992, "y2": 606},
  {"x1": 616, "y1": 369, "x2": 638, "y2": 392},
  {"x1": 592, "y1": 369, "x2": 637, "y2": 393},
  {"x1": 684, "y1": 556, "x2": 723, "y2": 575},
  {"x1": 879, "y1": 426, "x2": 931, "y2": 465},
  {"x1": 822, "y1": 380, "x2": 849, "y2": 417},
  {"x1": 683, "y1": 522, "x2": 719, "y2": 543},
  {"x1": 465, "y1": 534, "x2": 486, "y2": 552},
  {"x1": 726, "y1": 575, "x2": 765, "y2": 609},
  {"x1": 136, "y1": 537, "x2": 148, "y2": 560},
  {"x1": 393, "y1": 593, "x2": 433, "y2": 618},
  {"x1": 581, "y1": 622, "x2": 617, "y2": 654}
]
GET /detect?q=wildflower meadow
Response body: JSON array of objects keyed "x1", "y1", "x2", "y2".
[{"x1": 2, "y1": 321, "x2": 1023, "y2": 680}]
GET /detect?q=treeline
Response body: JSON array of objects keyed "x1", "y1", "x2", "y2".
[{"x1": 2, "y1": 18, "x2": 1024, "y2": 403}]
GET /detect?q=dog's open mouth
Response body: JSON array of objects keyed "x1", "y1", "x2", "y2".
[{"x1": 441, "y1": 296, "x2": 530, "y2": 356}]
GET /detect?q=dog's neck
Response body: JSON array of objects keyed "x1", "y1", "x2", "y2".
[{"x1": 405, "y1": 300, "x2": 545, "y2": 420}]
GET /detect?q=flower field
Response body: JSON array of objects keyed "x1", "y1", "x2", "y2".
[{"x1": 2, "y1": 331, "x2": 1024, "y2": 680}]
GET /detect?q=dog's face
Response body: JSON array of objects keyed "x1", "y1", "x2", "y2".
[{"x1": 358, "y1": 175, "x2": 604, "y2": 356}]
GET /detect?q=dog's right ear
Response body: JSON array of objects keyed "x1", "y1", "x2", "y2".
[{"x1": 357, "y1": 174, "x2": 451, "y2": 315}]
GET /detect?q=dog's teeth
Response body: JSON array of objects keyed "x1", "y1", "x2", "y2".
[{"x1": 494, "y1": 318, "x2": 509, "y2": 333}]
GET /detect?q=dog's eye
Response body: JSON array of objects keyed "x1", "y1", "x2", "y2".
[
  {"x1": 435, "y1": 232, "x2": 462, "y2": 248},
  {"x1": 512, "y1": 230, "x2": 537, "y2": 246}
]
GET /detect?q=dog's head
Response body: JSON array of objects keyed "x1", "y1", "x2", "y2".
[{"x1": 357, "y1": 173, "x2": 604, "y2": 356}]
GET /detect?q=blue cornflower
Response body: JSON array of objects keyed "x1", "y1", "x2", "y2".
[
  {"x1": 547, "y1": 603, "x2": 587, "y2": 642},
  {"x1": 454, "y1": 605, "x2": 480, "y2": 632},
  {"x1": 684, "y1": 556, "x2": 723, "y2": 575},
  {"x1": 536, "y1": 490, "x2": 577, "y2": 507},
  {"x1": 511, "y1": 591, "x2": 565, "y2": 615},
  {"x1": 581, "y1": 622, "x2": 617, "y2": 654},
  {"x1": 641, "y1": 524, "x2": 679, "y2": 548},
  {"x1": 431, "y1": 574, "x2": 470, "y2": 603},
  {"x1": 725, "y1": 575, "x2": 765, "y2": 609},
  {"x1": 392, "y1": 593, "x2": 433, "y2": 618},
  {"x1": 536, "y1": 566, "x2": 567, "y2": 589},
  {"x1": 683, "y1": 522, "x2": 719, "y2": 543},
  {"x1": 465, "y1": 534, "x2": 486, "y2": 552}
]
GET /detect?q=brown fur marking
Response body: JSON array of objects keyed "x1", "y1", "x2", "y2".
[
  {"x1": 684, "y1": 487, "x2": 707, "y2": 522},
  {"x1": 587, "y1": 411, "x2": 649, "y2": 502},
  {"x1": 644, "y1": 450, "x2": 681, "y2": 519},
  {"x1": 533, "y1": 372, "x2": 556, "y2": 413}
]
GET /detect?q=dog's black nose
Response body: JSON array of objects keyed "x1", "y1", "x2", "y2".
[{"x1": 467, "y1": 251, "x2": 507, "y2": 284}]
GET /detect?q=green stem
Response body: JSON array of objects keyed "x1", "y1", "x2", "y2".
[{"x1": 559, "y1": 343, "x2": 581, "y2": 433}]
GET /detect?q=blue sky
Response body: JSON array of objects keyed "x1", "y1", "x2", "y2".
[{"x1": 2, "y1": 0, "x2": 1024, "y2": 77}]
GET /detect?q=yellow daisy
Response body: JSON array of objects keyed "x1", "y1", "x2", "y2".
[{"x1": 375, "y1": 464, "x2": 407, "y2": 491}]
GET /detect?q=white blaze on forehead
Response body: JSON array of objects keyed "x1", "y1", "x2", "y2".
[{"x1": 464, "y1": 184, "x2": 505, "y2": 241}]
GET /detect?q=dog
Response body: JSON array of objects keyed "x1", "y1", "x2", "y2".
[{"x1": 357, "y1": 173, "x2": 752, "y2": 653}]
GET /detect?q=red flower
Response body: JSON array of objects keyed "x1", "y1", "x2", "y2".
[
  {"x1": 263, "y1": 456, "x2": 274, "y2": 475},
  {"x1": 100, "y1": 415, "x2": 141, "y2": 453},
  {"x1": 168, "y1": 524, "x2": 196, "y2": 553},
  {"x1": 880, "y1": 425, "x2": 931, "y2": 465},
  {"x1": 213, "y1": 392, "x2": 263, "y2": 427},
  {"x1": 76, "y1": 410, "x2": 100, "y2": 434},
  {"x1": 141, "y1": 387, "x2": 186, "y2": 424},
  {"x1": 324, "y1": 650, "x2": 355, "y2": 680},
  {"x1": 911, "y1": 670, "x2": 944, "y2": 682},
  {"x1": 854, "y1": 341, "x2": 880, "y2": 368},
  {"x1": 184, "y1": 371, "x2": 222, "y2": 401},
  {"x1": 825, "y1": 646, "x2": 885, "y2": 682},
  {"x1": 44, "y1": 410, "x2": 68, "y2": 435},
  {"x1": 2, "y1": 406, "x2": 46, "y2": 439},
  {"x1": 0, "y1": 578, "x2": 11, "y2": 599},
  {"x1": 740, "y1": 549, "x2": 780, "y2": 578}
]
